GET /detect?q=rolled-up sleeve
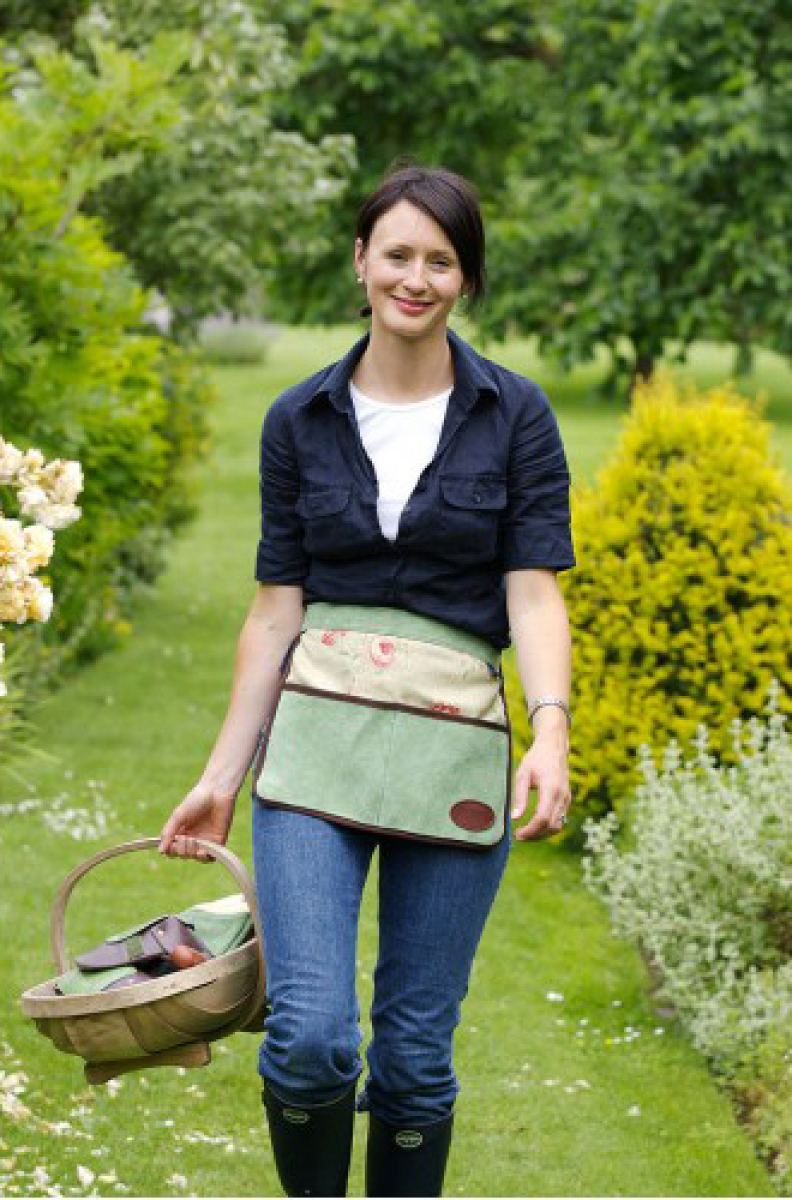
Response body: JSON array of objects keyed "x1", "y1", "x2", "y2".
[
  {"x1": 254, "y1": 397, "x2": 308, "y2": 584},
  {"x1": 501, "y1": 384, "x2": 576, "y2": 573}
]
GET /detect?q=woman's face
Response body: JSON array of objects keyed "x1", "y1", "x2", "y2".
[{"x1": 354, "y1": 200, "x2": 466, "y2": 340}]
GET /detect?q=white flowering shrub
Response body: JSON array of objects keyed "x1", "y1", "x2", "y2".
[
  {"x1": 582, "y1": 679, "x2": 792, "y2": 1075},
  {"x1": 0, "y1": 437, "x2": 83, "y2": 699}
]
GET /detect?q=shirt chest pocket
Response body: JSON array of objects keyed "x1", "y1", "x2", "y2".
[
  {"x1": 295, "y1": 487, "x2": 363, "y2": 559},
  {"x1": 439, "y1": 475, "x2": 507, "y2": 563}
]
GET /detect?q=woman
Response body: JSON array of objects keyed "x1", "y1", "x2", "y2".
[{"x1": 159, "y1": 163, "x2": 574, "y2": 1198}]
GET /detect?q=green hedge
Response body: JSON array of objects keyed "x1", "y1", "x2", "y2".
[
  {"x1": 504, "y1": 371, "x2": 792, "y2": 838},
  {"x1": 0, "y1": 35, "x2": 213, "y2": 756}
]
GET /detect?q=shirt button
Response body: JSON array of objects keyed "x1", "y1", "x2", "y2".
[{"x1": 473, "y1": 492, "x2": 483, "y2": 504}]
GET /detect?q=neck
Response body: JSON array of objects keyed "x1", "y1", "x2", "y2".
[{"x1": 352, "y1": 320, "x2": 454, "y2": 402}]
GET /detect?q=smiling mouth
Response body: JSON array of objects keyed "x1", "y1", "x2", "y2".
[{"x1": 393, "y1": 296, "x2": 433, "y2": 308}]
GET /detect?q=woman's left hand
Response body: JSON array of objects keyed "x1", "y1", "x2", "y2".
[{"x1": 511, "y1": 738, "x2": 571, "y2": 841}]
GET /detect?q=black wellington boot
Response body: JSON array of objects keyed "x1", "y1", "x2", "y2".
[
  {"x1": 365, "y1": 1110, "x2": 455, "y2": 1197},
  {"x1": 261, "y1": 1077, "x2": 357, "y2": 1197}
]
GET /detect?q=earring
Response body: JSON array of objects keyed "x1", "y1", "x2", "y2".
[{"x1": 357, "y1": 276, "x2": 364, "y2": 284}]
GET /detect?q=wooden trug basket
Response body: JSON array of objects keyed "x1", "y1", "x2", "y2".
[{"x1": 19, "y1": 837, "x2": 267, "y2": 1085}]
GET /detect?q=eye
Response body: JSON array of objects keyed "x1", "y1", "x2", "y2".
[
  {"x1": 387, "y1": 250, "x2": 406, "y2": 260},
  {"x1": 432, "y1": 259, "x2": 451, "y2": 269}
]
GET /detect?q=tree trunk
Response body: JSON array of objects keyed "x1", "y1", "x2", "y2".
[{"x1": 631, "y1": 350, "x2": 655, "y2": 391}]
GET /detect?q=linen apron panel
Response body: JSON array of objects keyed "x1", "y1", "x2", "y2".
[{"x1": 253, "y1": 608, "x2": 512, "y2": 850}]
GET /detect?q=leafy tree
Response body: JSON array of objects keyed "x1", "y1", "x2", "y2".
[
  {"x1": 272, "y1": 0, "x2": 792, "y2": 392},
  {"x1": 2, "y1": 0, "x2": 356, "y2": 339},
  {"x1": 481, "y1": 0, "x2": 792, "y2": 392},
  {"x1": 75, "y1": 1, "x2": 356, "y2": 339}
]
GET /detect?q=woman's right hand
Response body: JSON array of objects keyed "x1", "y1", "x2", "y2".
[{"x1": 158, "y1": 783, "x2": 237, "y2": 862}]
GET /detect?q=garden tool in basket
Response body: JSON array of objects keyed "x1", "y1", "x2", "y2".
[{"x1": 20, "y1": 837, "x2": 268, "y2": 1086}]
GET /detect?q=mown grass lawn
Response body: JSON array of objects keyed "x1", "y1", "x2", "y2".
[{"x1": 2, "y1": 324, "x2": 788, "y2": 1197}]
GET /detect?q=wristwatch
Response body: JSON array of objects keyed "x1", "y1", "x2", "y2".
[{"x1": 528, "y1": 697, "x2": 572, "y2": 728}]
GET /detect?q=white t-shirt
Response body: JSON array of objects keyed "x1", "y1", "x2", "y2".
[{"x1": 349, "y1": 382, "x2": 452, "y2": 541}]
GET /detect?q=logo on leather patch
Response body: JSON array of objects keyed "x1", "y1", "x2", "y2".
[
  {"x1": 450, "y1": 800, "x2": 496, "y2": 832},
  {"x1": 283, "y1": 1108, "x2": 310, "y2": 1124},
  {"x1": 395, "y1": 1130, "x2": 423, "y2": 1149}
]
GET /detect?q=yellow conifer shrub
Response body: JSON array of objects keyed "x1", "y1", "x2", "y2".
[{"x1": 505, "y1": 370, "x2": 792, "y2": 832}]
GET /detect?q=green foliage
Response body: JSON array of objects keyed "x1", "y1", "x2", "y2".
[
  {"x1": 0, "y1": 0, "x2": 92, "y2": 46},
  {"x1": 583, "y1": 686, "x2": 792, "y2": 1189},
  {"x1": 267, "y1": 0, "x2": 548, "y2": 322},
  {"x1": 733, "y1": 1026, "x2": 792, "y2": 1194},
  {"x1": 481, "y1": 0, "x2": 792, "y2": 391},
  {"x1": 258, "y1": 0, "x2": 792, "y2": 389},
  {"x1": 1, "y1": 2, "x2": 355, "y2": 338},
  {"x1": 8, "y1": 1, "x2": 791, "y2": 387},
  {"x1": 0, "y1": 35, "x2": 213, "y2": 695},
  {"x1": 68, "y1": 1, "x2": 355, "y2": 339},
  {"x1": 504, "y1": 371, "x2": 792, "y2": 830}
]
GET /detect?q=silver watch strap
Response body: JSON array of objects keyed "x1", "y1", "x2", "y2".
[{"x1": 528, "y1": 697, "x2": 572, "y2": 728}]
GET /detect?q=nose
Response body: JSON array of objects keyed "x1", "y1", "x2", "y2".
[{"x1": 403, "y1": 260, "x2": 429, "y2": 293}]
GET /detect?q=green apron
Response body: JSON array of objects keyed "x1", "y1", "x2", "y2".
[{"x1": 253, "y1": 603, "x2": 512, "y2": 850}]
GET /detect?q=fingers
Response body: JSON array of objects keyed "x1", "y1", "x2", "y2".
[
  {"x1": 510, "y1": 761, "x2": 533, "y2": 823},
  {"x1": 518, "y1": 805, "x2": 568, "y2": 841},
  {"x1": 512, "y1": 758, "x2": 570, "y2": 841},
  {"x1": 175, "y1": 836, "x2": 216, "y2": 863},
  {"x1": 159, "y1": 831, "x2": 217, "y2": 863},
  {"x1": 159, "y1": 805, "x2": 217, "y2": 862},
  {"x1": 158, "y1": 812, "x2": 182, "y2": 855},
  {"x1": 513, "y1": 778, "x2": 570, "y2": 841}
]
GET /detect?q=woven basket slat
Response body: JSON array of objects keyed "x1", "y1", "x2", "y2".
[
  {"x1": 64, "y1": 1010, "x2": 144, "y2": 1062},
  {"x1": 124, "y1": 999, "x2": 197, "y2": 1055},
  {"x1": 35, "y1": 1017, "x2": 75, "y2": 1056},
  {"x1": 156, "y1": 984, "x2": 256, "y2": 1038}
]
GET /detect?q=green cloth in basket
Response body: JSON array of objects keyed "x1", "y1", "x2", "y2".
[{"x1": 54, "y1": 895, "x2": 253, "y2": 996}]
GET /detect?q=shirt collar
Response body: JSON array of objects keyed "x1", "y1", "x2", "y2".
[{"x1": 298, "y1": 327, "x2": 500, "y2": 414}]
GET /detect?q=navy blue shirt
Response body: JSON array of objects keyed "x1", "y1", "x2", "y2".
[{"x1": 255, "y1": 327, "x2": 575, "y2": 650}]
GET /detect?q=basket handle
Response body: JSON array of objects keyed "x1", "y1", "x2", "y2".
[{"x1": 50, "y1": 837, "x2": 265, "y2": 984}]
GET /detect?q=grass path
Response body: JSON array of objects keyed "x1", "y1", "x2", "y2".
[{"x1": 1, "y1": 326, "x2": 784, "y2": 1197}]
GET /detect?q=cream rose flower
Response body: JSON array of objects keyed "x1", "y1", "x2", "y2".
[
  {"x1": 0, "y1": 438, "x2": 23, "y2": 484},
  {"x1": 0, "y1": 563, "x2": 24, "y2": 585},
  {"x1": 0, "y1": 518, "x2": 26, "y2": 564},
  {"x1": 23, "y1": 577, "x2": 53, "y2": 623},
  {"x1": 34, "y1": 501, "x2": 81, "y2": 530},
  {"x1": 15, "y1": 449, "x2": 45, "y2": 488},
  {"x1": 41, "y1": 459, "x2": 83, "y2": 504},
  {"x1": 0, "y1": 583, "x2": 27, "y2": 623},
  {"x1": 24, "y1": 524, "x2": 55, "y2": 571},
  {"x1": 16, "y1": 485, "x2": 49, "y2": 522}
]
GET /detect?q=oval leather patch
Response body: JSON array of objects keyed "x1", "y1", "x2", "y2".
[
  {"x1": 450, "y1": 800, "x2": 496, "y2": 832},
  {"x1": 395, "y1": 1131, "x2": 423, "y2": 1149}
]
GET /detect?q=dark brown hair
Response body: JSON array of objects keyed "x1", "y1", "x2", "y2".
[{"x1": 355, "y1": 160, "x2": 486, "y2": 318}]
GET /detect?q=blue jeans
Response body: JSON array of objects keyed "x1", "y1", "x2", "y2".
[{"x1": 251, "y1": 801, "x2": 511, "y2": 1125}]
